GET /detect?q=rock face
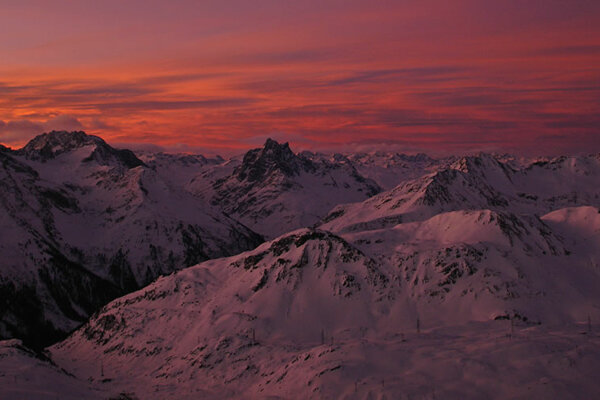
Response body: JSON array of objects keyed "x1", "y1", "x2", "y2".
[
  {"x1": 234, "y1": 138, "x2": 308, "y2": 182},
  {"x1": 0, "y1": 131, "x2": 263, "y2": 349},
  {"x1": 189, "y1": 139, "x2": 381, "y2": 238}
]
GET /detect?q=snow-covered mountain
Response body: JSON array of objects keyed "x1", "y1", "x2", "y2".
[
  {"x1": 2, "y1": 139, "x2": 600, "y2": 398},
  {"x1": 319, "y1": 153, "x2": 600, "y2": 233},
  {"x1": 0, "y1": 131, "x2": 263, "y2": 348},
  {"x1": 47, "y1": 205, "x2": 600, "y2": 398},
  {"x1": 313, "y1": 152, "x2": 600, "y2": 329},
  {"x1": 188, "y1": 139, "x2": 381, "y2": 238}
]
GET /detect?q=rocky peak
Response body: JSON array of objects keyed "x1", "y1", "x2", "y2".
[
  {"x1": 452, "y1": 153, "x2": 491, "y2": 171},
  {"x1": 234, "y1": 138, "x2": 311, "y2": 182}
]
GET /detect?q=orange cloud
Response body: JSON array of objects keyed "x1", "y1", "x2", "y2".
[{"x1": 0, "y1": 1, "x2": 599, "y2": 155}]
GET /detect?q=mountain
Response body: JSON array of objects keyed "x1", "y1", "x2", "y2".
[
  {"x1": 0, "y1": 131, "x2": 263, "y2": 349},
  {"x1": 39, "y1": 152, "x2": 600, "y2": 398},
  {"x1": 19, "y1": 130, "x2": 145, "y2": 168},
  {"x1": 49, "y1": 229, "x2": 393, "y2": 399},
  {"x1": 3, "y1": 142, "x2": 600, "y2": 398},
  {"x1": 319, "y1": 153, "x2": 600, "y2": 233},
  {"x1": 188, "y1": 139, "x2": 381, "y2": 238},
  {"x1": 316, "y1": 152, "x2": 600, "y2": 326},
  {"x1": 47, "y1": 213, "x2": 600, "y2": 398}
]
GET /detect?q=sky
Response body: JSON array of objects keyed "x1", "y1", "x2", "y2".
[{"x1": 0, "y1": 0, "x2": 599, "y2": 155}]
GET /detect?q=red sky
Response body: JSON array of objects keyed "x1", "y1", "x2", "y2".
[{"x1": 1, "y1": 0, "x2": 599, "y2": 155}]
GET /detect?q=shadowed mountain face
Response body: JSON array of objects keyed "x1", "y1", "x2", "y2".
[
  {"x1": 234, "y1": 138, "x2": 311, "y2": 182},
  {"x1": 0, "y1": 131, "x2": 263, "y2": 349}
]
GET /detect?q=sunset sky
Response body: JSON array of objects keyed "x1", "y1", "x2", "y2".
[{"x1": 1, "y1": 0, "x2": 599, "y2": 155}]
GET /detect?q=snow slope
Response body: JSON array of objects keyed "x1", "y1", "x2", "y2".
[
  {"x1": 137, "y1": 151, "x2": 224, "y2": 189},
  {"x1": 316, "y1": 153, "x2": 600, "y2": 326}
]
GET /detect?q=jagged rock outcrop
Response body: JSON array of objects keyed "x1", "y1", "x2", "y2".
[{"x1": 189, "y1": 138, "x2": 381, "y2": 238}]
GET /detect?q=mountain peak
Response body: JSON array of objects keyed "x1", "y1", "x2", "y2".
[
  {"x1": 21, "y1": 130, "x2": 102, "y2": 158},
  {"x1": 264, "y1": 137, "x2": 290, "y2": 151},
  {"x1": 19, "y1": 130, "x2": 145, "y2": 169},
  {"x1": 234, "y1": 138, "x2": 309, "y2": 182}
]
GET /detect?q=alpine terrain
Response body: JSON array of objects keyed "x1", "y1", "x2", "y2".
[
  {"x1": 1, "y1": 133, "x2": 599, "y2": 399},
  {"x1": 0, "y1": 131, "x2": 263, "y2": 349}
]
